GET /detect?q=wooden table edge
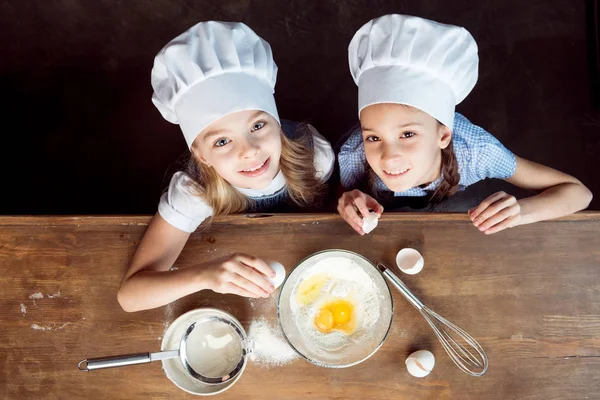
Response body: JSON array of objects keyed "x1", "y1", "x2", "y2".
[{"x1": 0, "y1": 211, "x2": 599, "y2": 226}]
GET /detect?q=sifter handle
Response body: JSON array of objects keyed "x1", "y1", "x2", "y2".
[{"x1": 78, "y1": 353, "x2": 150, "y2": 371}]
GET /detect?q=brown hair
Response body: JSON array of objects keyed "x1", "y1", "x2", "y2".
[
  {"x1": 185, "y1": 123, "x2": 325, "y2": 219},
  {"x1": 430, "y1": 139, "x2": 460, "y2": 202}
]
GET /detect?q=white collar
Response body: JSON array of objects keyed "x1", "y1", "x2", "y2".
[{"x1": 234, "y1": 170, "x2": 286, "y2": 197}]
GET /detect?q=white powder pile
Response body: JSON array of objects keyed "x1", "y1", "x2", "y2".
[
  {"x1": 248, "y1": 318, "x2": 297, "y2": 368},
  {"x1": 20, "y1": 303, "x2": 27, "y2": 315}
]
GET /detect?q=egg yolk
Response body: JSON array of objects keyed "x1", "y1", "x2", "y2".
[
  {"x1": 314, "y1": 309, "x2": 334, "y2": 332},
  {"x1": 296, "y1": 274, "x2": 329, "y2": 306},
  {"x1": 314, "y1": 299, "x2": 355, "y2": 334}
]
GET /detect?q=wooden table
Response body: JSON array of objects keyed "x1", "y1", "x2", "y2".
[{"x1": 1, "y1": 213, "x2": 599, "y2": 399}]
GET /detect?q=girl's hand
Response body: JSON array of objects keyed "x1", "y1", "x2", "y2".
[
  {"x1": 468, "y1": 191, "x2": 522, "y2": 235},
  {"x1": 337, "y1": 189, "x2": 384, "y2": 235},
  {"x1": 200, "y1": 253, "x2": 276, "y2": 298}
]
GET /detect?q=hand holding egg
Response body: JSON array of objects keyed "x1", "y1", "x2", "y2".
[
  {"x1": 337, "y1": 189, "x2": 384, "y2": 235},
  {"x1": 201, "y1": 253, "x2": 275, "y2": 298}
]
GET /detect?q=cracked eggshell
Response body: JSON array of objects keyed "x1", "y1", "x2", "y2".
[
  {"x1": 396, "y1": 248, "x2": 424, "y2": 275},
  {"x1": 406, "y1": 350, "x2": 435, "y2": 377},
  {"x1": 267, "y1": 261, "x2": 286, "y2": 289},
  {"x1": 362, "y1": 212, "x2": 379, "y2": 234}
]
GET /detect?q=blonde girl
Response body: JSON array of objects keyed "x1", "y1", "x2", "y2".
[{"x1": 118, "y1": 22, "x2": 334, "y2": 312}]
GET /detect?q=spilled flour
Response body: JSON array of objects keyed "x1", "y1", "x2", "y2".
[
  {"x1": 31, "y1": 323, "x2": 69, "y2": 331},
  {"x1": 163, "y1": 302, "x2": 175, "y2": 334},
  {"x1": 29, "y1": 292, "x2": 43, "y2": 305},
  {"x1": 31, "y1": 324, "x2": 52, "y2": 331},
  {"x1": 248, "y1": 291, "x2": 278, "y2": 312},
  {"x1": 26, "y1": 291, "x2": 70, "y2": 329},
  {"x1": 28, "y1": 290, "x2": 62, "y2": 306},
  {"x1": 29, "y1": 292, "x2": 44, "y2": 300},
  {"x1": 247, "y1": 318, "x2": 297, "y2": 368}
]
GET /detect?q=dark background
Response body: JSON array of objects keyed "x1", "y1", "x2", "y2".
[{"x1": 1, "y1": 0, "x2": 598, "y2": 214}]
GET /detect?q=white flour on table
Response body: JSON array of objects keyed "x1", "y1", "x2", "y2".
[{"x1": 247, "y1": 317, "x2": 297, "y2": 368}]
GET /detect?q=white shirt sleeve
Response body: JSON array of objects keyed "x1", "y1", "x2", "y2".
[
  {"x1": 309, "y1": 125, "x2": 335, "y2": 182},
  {"x1": 158, "y1": 171, "x2": 214, "y2": 233}
]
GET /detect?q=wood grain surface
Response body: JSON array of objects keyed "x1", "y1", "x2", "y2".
[{"x1": 1, "y1": 213, "x2": 599, "y2": 399}]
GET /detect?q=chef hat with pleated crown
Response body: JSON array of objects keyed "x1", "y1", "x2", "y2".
[
  {"x1": 348, "y1": 14, "x2": 478, "y2": 129},
  {"x1": 151, "y1": 21, "x2": 280, "y2": 148}
]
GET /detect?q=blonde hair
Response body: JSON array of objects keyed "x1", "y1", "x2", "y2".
[{"x1": 185, "y1": 123, "x2": 324, "y2": 218}]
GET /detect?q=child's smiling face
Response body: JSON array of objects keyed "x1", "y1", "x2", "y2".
[
  {"x1": 191, "y1": 110, "x2": 282, "y2": 189},
  {"x1": 360, "y1": 103, "x2": 452, "y2": 192}
]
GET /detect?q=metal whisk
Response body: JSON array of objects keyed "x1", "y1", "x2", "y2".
[{"x1": 377, "y1": 263, "x2": 488, "y2": 376}]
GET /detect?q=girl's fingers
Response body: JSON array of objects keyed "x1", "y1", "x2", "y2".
[
  {"x1": 473, "y1": 196, "x2": 516, "y2": 227},
  {"x1": 235, "y1": 253, "x2": 275, "y2": 278},
  {"x1": 477, "y1": 206, "x2": 517, "y2": 232},
  {"x1": 224, "y1": 282, "x2": 261, "y2": 298},
  {"x1": 337, "y1": 191, "x2": 374, "y2": 234},
  {"x1": 341, "y1": 205, "x2": 365, "y2": 235},
  {"x1": 470, "y1": 192, "x2": 508, "y2": 220},
  {"x1": 483, "y1": 214, "x2": 521, "y2": 235},
  {"x1": 337, "y1": 201, "x2": 364, "y2": 234},
  {"x1": 232, "y1": 262, "x2": 274, "y2": 293},
  {"x1": 352, "y1": 195, "x2": 372, "y2": 219},
  {"x1": 350, "y1": 219, "x2": 365, "y2": 235},
  {"x1": 231, "y1": 274, "x2": 270, "y2": 298},
  {"x1": 366, "y1": 196, "x2": 384, "y2": 216},
  {"x1": 343, "y1": 203, "x2": 364, "y2": 229},
  {"x1": 338, "y1": 194, "x2": 358, "y2": 222}
]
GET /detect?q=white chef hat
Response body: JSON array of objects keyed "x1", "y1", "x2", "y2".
[
  {"x1": 151, "y1": 21, "x2": 280, "y2": 148},
  {"x1": 348, "y1": 14, "x2": 478, "y2": 129}
]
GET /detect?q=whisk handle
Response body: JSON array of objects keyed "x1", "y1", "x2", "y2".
[{"x1": 377, "y1": 263, "x2": 424, "y2": 310}]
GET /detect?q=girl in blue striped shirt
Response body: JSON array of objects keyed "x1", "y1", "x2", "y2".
[{"x1": 337, "y1": 14, "x2": 592, "y2": 235}]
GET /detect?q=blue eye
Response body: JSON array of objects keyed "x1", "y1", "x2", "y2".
[
  {"x1": 214, "y1": 138, "x2": 231, "y2": 147},
  {"x1": 365, "y1": 136, "x2": 380, "y2": 142},
  {"x1": 251, "y1": 121, "x2": 266, "y2": 132},
  {"x1": 401, "y1": 131, "x2": 416, "y2": 138}
]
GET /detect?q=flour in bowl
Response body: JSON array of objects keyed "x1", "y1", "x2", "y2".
[{"x1": 290, "y1": 257, "x2": 381, "y2": 352}]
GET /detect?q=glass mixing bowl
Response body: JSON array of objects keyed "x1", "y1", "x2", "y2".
[{"x1": 277, "y1": 249, "x2": 394, "y2": 368}]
